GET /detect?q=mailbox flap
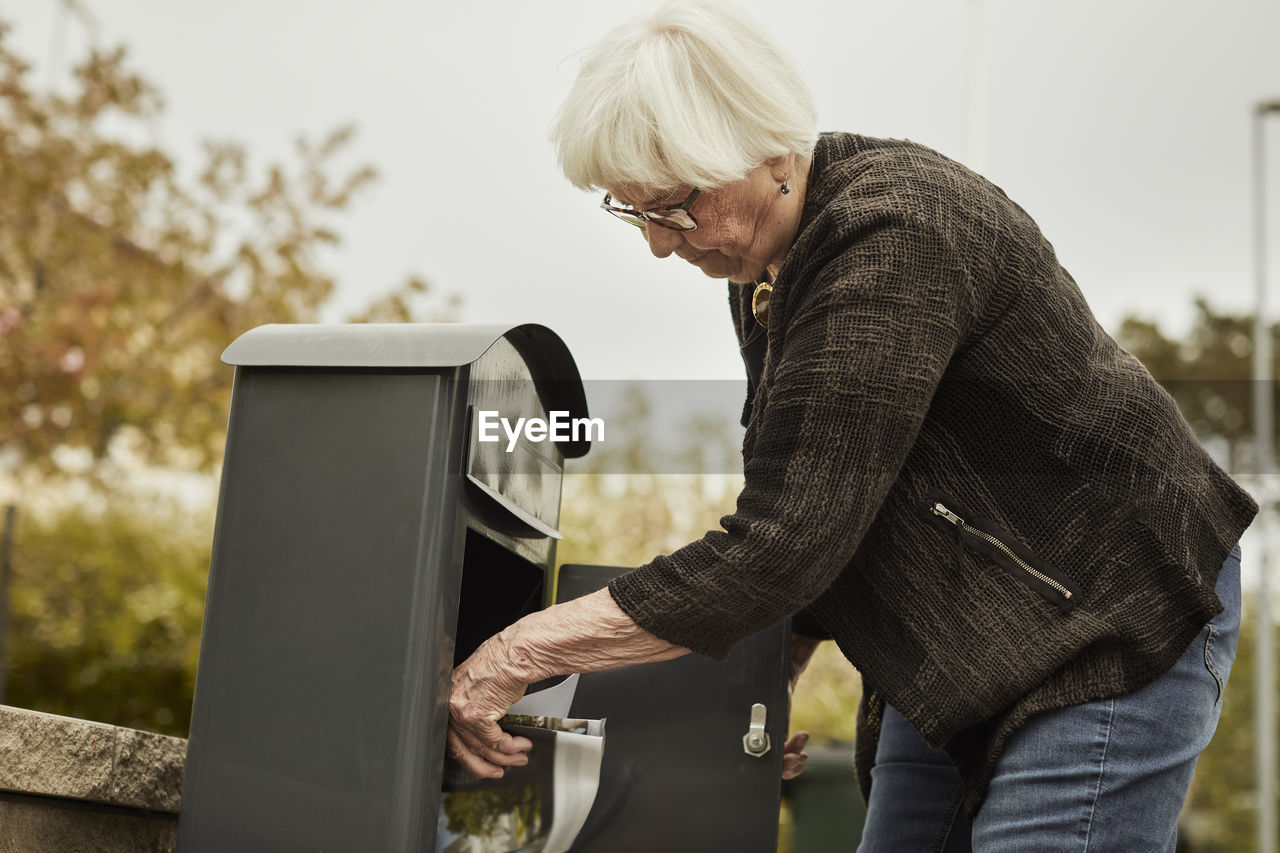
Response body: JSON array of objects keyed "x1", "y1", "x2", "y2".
[{"x1": 464, "y1": 335, "x2": 569, "y2": 539}]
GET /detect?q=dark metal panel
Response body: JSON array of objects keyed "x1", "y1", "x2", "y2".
[
  {"x1": 555, "y1": 564, "x2": 788, "y2": 852},
  {"x1": 179, "y1": 368, "x2": 468, "y2": 852}
]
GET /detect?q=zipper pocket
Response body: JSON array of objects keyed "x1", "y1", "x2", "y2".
[{"x1": 923, "y1": 492, "x2": 1081, "y2": 614}]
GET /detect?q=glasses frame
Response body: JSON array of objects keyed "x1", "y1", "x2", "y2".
[{"x1": 600, "y1": 188, "x2": 701, "y2": 231}]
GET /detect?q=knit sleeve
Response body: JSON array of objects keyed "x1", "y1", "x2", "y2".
[
  {"x1": 608, "y1": 213, "x2": 975, "y2": 659},
  {"x1": 790, "y1": 607, "x2": 832, "y2": 641}
]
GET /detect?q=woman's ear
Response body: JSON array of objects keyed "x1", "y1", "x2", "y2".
[{"x1": 765, "y1": 154, "x2": 793, "y2": 184}]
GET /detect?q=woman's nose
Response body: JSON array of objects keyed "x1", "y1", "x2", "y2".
[{"x1": 643, "y1": 224, "x2": 683, "y2": 259}]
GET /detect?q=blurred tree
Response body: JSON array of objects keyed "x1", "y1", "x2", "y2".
[
  {"x1": 4, "y1": 494, "x2": 209, "y2": 736},
  {"x1": 1117, "y1": 297, "x2": 1277, "y2": 474},
  {"x1": 0, "y1": 13, "x2": 458, "y2": 732},
  {"x1": 0, "y1": 18, "x2": 458, "y2": 487}
]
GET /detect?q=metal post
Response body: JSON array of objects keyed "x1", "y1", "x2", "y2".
[
  {"x1": 965, "y1": 0, "x2": 989, "y2": 174},
  {"x1": 0, "y1": 504, "x2": 15, "y2": 706},
  {"x1": 1254, "y1": 98, "x2": 1280, "y2": 853}
]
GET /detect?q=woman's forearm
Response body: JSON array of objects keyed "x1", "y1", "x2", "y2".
[{"x1": 494, "y1": 587, "x2": 690, "y2": 685}]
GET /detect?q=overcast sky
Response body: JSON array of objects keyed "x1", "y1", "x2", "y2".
[{"x1": 6, "y1": 0, "x2": 1280, "y2": 381}]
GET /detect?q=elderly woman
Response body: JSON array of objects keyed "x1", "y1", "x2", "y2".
[{"x1": 447, "y1": 2, "x2": 1257, "y2": 849}]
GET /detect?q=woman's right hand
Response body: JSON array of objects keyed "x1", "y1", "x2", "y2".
[
  {"x1": 447, "y1": 588, "x2": 688, "y2": 779},
  {"x1": 447, "y1": 632, "x2": 534, "y2": 779}
]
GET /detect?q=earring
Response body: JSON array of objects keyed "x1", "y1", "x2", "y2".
[{"x1": 780, "y1": 180, "x2": 791, "y2": 195}]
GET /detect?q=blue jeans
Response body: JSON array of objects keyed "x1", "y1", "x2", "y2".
[{"x1": 858, "y1": 544, "x2": 1242, "y2": 853}]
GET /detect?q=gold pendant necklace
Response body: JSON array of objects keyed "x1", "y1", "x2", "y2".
[{"x1": 751, "y1": 280, "x2": 772, "y2": 327}]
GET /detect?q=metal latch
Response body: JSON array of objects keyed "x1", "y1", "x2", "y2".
[{"x1": 742, "y1": 703, "x2": 771, "y2": 757}]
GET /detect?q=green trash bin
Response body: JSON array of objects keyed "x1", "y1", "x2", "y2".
[{"x1": 784, "y1": 743, "x2": 866, "y2": 852}]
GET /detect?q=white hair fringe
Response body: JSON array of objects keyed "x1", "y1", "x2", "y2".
[{"x1": 551, "y1": 0, "x2": 819, "y2": 194}]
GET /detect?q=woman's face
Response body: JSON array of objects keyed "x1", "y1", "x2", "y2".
[{"x1": 609, "y1": 158, "x2": 800, "y2": 284}]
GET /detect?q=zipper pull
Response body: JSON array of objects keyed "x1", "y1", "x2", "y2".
[{"x1": 932, "y1": 502, "x2": 964, "y2": 527}]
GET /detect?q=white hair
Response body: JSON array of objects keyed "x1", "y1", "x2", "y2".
[{"x1": 551, "y1": 0, "x2": 818, "y2": 194}]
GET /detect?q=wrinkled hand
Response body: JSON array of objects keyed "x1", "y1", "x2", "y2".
[
  {"x1": 782, "y1": 731, "x2": 810, "y2": 780},
  {"x1": 447, "y1": 633, "x2": 534, "y2": 779},
  {"x1": 447, "y1": 588, "x2": 687, "y2": 779}
]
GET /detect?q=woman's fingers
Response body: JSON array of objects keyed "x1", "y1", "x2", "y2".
[
  {"x1": 784, "y1": 730, "x2": 810, "y2": 755},
  {"x1": 781, "y1": 730, "x2": 810, "y2": 780},
  {"x1": 448, "y1": 695, "x2": 534, "y2": 759},
  {"x1": 447, "y1": 725, "x2": 533, "y2": 778},
  {"x1": 782, "y1": 752, "x2": 809, "y2": 780},
  {"x1": 450, "y1": 698, "x2": 532, "y2": 753},
  {"x1": 459, "y1": 730, "x2": 533, "y2": 766},
  {"x1": 447, "y1": 729, "x2": 507, "y2": 778},
  {"x1": 458, "y1": 723, "x2": 533, "y2": 764}
]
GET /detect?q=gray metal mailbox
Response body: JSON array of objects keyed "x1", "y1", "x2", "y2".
[
  {"x1": 178, "y1": 323, "x2": 590, "y2": 851},
  {"x1": 179, "y1": 322, "x2": 792, "y2": 852}
]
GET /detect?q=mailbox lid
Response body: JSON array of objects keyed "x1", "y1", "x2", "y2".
[
  {"x1": 464, "y1": 335, "x2": 575, "y2": 539},
  {"x1": 222, "y1": 322, "x2": 535, "y2": 368},
  {"x1": 221, "y1": 322, "x2": 591, "y2": 458}
]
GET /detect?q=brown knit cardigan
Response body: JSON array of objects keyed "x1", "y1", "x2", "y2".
[{"x1": 607, "y1": 132, "x2": 1258, "y2": 815}]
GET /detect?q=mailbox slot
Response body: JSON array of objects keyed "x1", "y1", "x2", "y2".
[{"x1": 453, "y1": 529, "x2": 545, "y2": 667}]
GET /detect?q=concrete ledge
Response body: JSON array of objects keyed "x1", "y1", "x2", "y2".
[{"x1": 0, "y1": 705, "x2": 185, "y2": 813}]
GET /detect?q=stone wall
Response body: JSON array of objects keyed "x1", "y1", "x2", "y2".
[{"x1": 0, "y1": 705, "x2": 185, "y2": 853}]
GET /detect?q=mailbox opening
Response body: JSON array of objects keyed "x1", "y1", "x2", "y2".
[{"x1": 453, "y1": 529, "x2": 546, "y2": 667}]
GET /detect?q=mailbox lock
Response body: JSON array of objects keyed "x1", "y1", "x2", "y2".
[{"x1": 742, "y1": 703, "x2": 771, "y2": 757}]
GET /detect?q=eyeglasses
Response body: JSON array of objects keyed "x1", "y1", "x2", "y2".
[{"x1": 600, "y1": 188, "x2": 701, "y2": 231}]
